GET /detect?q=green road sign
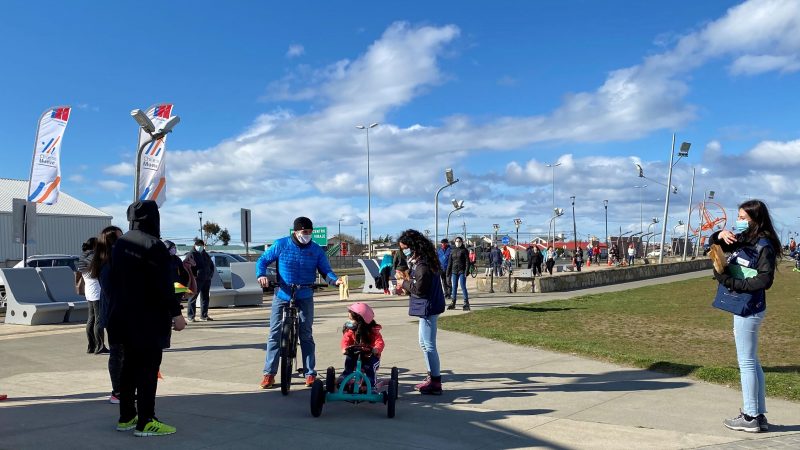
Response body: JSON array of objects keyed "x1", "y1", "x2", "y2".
[{"x1": 288, "y1": 226, "x2": 327, "y2": 246}]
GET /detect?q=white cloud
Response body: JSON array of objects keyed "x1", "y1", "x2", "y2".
[
  {"x1": 286, "y1": 44, "x2": 305, "y2": 58},
  {"x1": 97, "y1": 180, "x2": 127, "y2": 191},
  {"x1": 103, "y1": 162, "x2": 134, "y2": 176},
  {"x1": 730, "y1": 54, "x2": 800, "y2": 75}
]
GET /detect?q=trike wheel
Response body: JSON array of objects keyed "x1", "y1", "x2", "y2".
[
  {"x1": 310, "y1": 379, "x2": 325, "y2": 417},
  {"x1": 390, "y1": 367, "x2": 399, "y2": 400},
  {"x1": 387, "y1": 381, "x2": 397, "y2": 418},
  {"x1": 280, "y1": 354, "x2": 293, "y2": 396},
  {"x1": 326, "y1": 367, "x2": 336, "y2": 393}
]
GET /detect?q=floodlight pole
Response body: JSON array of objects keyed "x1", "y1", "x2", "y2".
[
  {"x1": 658, "y1": 134, "x2": 676, "y2": 263},
  {"x1": 434, "y1": 174, "x2": 459, "y2": 245},
  {"x1": 683, "y1": 168, "x2": 695, "y2": 260}
]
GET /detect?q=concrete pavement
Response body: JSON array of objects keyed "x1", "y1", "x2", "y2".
[{"x1": 1, "y1": 270, "x2": 799, "y2": 449}]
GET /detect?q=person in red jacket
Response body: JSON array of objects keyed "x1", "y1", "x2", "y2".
[{"x1": 340, "y1": 303, "x2": 384, "y2": 391}]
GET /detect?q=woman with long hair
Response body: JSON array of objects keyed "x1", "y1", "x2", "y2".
[
  {"x1": 89, "y1": 225, "x2": 123, "y2": 401},
  {"x1": 710, "y1": 200, "x2": 781, "y2": 433},
  {"x1": 397, "y1": 229, "x2": 446, "y2": 395}
]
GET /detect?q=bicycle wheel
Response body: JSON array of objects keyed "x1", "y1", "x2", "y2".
[
  {"x1": 469, "y1": 265, "x2": 477, "y2": 278},
  {"x1": 280, "y1": 321, "x2": 294, "y2": 396}
]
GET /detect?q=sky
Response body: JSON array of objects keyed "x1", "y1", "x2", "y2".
[{"x1": 2, "y1": 0, "x2": 800, "y2": 246}]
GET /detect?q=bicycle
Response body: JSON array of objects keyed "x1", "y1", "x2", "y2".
[
  {"x1": 468, "y1": 263, "x2": 478, "y2": 278},
  {"x1": 279, "y1": 283, "x2": 315, "y2": 396}
]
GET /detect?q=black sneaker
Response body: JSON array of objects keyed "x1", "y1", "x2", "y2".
[
  {"x1": 462, "y1": 303, "x2": 471, "y2": 311},
  {"x1": 200, "y1": 316, "x2": 213, "y2": 321},
  {"x1": 757, "y1": 414, "x2": 769, "y2": 432},
  {"x1": 446, "y1": 303, "x2": 455, "y2": 310},
  {"x1": 723, "y1": 411, "x2": 760, "y2": 433}
]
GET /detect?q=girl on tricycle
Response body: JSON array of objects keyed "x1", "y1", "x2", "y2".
[{"x1": 339, "y1": 302, "x2": 384, "y2": 392}]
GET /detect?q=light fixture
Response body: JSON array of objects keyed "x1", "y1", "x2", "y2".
[
  {"x1": 445, "y1": 168, "x2": 455, "y2": 185},
  {"x1": 130, "y1": 109, "x2": 155, "y2": 134}
]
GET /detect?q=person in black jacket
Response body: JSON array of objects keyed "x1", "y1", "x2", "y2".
[
  {"x1": 107, "y1": 201, "x2": 186, "y2": 437},
  {"x1": 446, "y1": 236, "x2": 470, "y2": 311},
  {"x1": 533, "y1": 247, "x2": 544, "y2": 276},
  {"x1": 398, "y1": 229, "x2": 445, "y2": 395},
  {"x1": 187, "y1": 239, "x2": 215, "y2": 322},
  {"x1": 711, "y1": 200, "x2": 780, "y2": 433},
  {"x1": 526, "y1": 245, "x2": 534, "y2": 270}
]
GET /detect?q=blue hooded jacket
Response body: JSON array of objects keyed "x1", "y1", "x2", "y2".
[{"x1": 256, "y1": 235, "x2": 338, "y2": 302}]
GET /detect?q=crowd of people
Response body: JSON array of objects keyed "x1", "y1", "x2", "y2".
[{"x1": 70, "y1": 197, "x2": 781, "y2": 437}]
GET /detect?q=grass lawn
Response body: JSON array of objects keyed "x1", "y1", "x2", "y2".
[{"x1": 439, "y1": 263, "x2": 800, "y2": 401}]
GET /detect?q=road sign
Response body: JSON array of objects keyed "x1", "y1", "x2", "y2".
[
  {"x1": 288, "y1": 226, "x2": 327, "y2": 246},
  {"x1": 501, "y1": 236, "x2": 510, "y2": 245},
  {"x1": 240, "y1": 208, "x2": 252, "y2": 245}
]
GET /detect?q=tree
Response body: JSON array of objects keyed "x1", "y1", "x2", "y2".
[
  {"x1": 219, "y1": 228, "x2": 231, "y2": 246},
  {"x1": 202, "y1": 221, "x2": 222, "y2": 245}
]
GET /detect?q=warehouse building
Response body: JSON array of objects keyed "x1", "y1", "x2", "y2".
[{"x1": 0, "y1": 178, "x2": 112, "y2": 267}]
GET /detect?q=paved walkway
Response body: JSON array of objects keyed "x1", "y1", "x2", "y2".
[{"x1": 1, "y1": 270, "x2": 798, "y2": 449}]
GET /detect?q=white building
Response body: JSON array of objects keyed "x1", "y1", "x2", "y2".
[{"x1": 0, "y1": 178, "x2": 112, "y2": 266}]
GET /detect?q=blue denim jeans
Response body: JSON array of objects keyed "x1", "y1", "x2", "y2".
[
  {"x1": 451, "y1": 273, "x2": 468, "y2": 302},
  {"x1": 418, "y1": 315, "x2": 440, "y2": 377},
  {"x1": 734, "y1": 310, "x2": 766, "y2": 416},
  {"x1": 263, "y1": 295, "x2": 316, "y2": 376}
]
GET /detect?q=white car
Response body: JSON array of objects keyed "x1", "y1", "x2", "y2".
[{"x1": 13, "y1": 254, "x2": 79, "y2": 270}]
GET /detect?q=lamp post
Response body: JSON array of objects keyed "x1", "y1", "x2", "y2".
[
  {"x1": 338, "y1": 218, "x2": 343, "y2": 245},
  {"x1": 683, "y1": 168, "x2": 695, "y2": 261},
  {"x1": 570, "y1": 196, "x2": 578, "y2": 253},
  {"x1": 131, "y1": 108, "x2": 180, "y2": 203},
  {"x1": 672, "y1": 220, "x2": 684, "y2": 256},
  {"x1": 659, "y1": 137, "x2": 691, "y2": 263},
  {"x1": 493, "y1": 224, "x2": 500, "y2": 246},
  {"x1": 356, "y1": 122, "x2": 379, "y2": 258},
  {"x1": 198, "y1": 211, "x2": 203, "y2": 241},
  {"x1": 548, "y1": 209, "x2": 564, "y2": 251},
  {"x1": 647, "y1": 217, "x2": 659, "y2": 257},
  {"x1": 695, "y1": 190, "x2": 715, "y2": 256},
  {"x1": 359, "y1": 221, "x2": 364, "y2": 245},
  {"x1": 435, "y1": 168, "x2": 459, "y2": 245},
  {"x1": 513, "y1": 218, "x2": 522, "y2": 267},
  {"x1": 446, "y1": 199, "x2": 464, "y2": 240},
  {"x1": 603, "y1": 200, "x2": 609, "y2": 256},
  {"x1": 546, "y1": 162, "x2": 562, "y2": 248},
  {"x1": 633, "y1": 185, "x2": 648, "y2": 233}
]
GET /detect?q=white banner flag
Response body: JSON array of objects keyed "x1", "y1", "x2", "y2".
[
  {"x1": 136, "y1": 103, "x2": 173, "y2": 207},
  {"x1": 28, "y1": 106, "x2": 71, "y2": 205}
]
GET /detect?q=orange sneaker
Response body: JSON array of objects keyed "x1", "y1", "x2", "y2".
[
  {"x1": 260, "y1": 374, "x2": 275, "y2": 389},
  {"x1": 305, "y1": 375, "x2": 316, "y2": 387}
]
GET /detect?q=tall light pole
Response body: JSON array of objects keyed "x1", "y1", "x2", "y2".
[
  {"x1": 356, "y1": 122, "x2": 379, "y2": 257},
  {"x1": 695, "y1": 190, "x2": 715, "y2": 256},
  {"x1": 633, "y1": 185, "x2": 648, "y2": 233},
  {"x1": 603, "y1": 200, "x2": 609, "y2": 255},
  {"x1": 435, "y1": 168, "x2": 459, "y2": 245},
  {"x1": 198, "y1": 211, "x2": 203, "y2": 241},
  {"x1": 548, "y1": 209, "x2": 564, "y2": 250},
  {"x1": 446, "y1": 199, "x2": 464, "y2": 240},
  {"x1": 513, "y1": 218, "x2": 522, "y2": 267},
  {"x1": 546, "y1": 162, "x2": 562, "y2": 248},
  {"x1": 338, "y1": 218, "x2": 343, "y2": 245},
  {"x1": 493, "y1": 224, "x2": 500, "y2": 246},
  {"x1": 683, "y1": 168, "x2": 695, "y2": 261},
  {"x1": 647, "y1": 217, "x2": 659, "y2": 257},
  {"x1": 570, "y1": 196, "x2": 578, "y2": 252},
  {"x1": 672, "y1": 220, "x2": 684, "y2": 256},
  {"x1": 659, "y1": 137, "x2": 691, "y2": 263},
  {"x1": 359, "y1": 221, "x2": 364, "y2": 245}
]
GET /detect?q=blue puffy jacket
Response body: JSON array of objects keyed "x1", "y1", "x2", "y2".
[{"x1": 256, "y1": 235, "x2": 338, "y2": 302}]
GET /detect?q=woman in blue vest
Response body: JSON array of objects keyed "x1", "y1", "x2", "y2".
[{"x1": 710, "y1": 200, "x2": 781, "y2": 433}]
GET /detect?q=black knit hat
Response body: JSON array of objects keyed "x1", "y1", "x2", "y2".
[{"x1": 293, "y1": 216, "x2": 313, "y2": 231}]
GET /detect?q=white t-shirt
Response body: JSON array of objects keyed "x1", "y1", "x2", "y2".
[
  {"x1": 83, "y1": 273, "x2": 101, "y2": 301},
  {"x1": 627, "y1": 247, "x2": 635, "y2": 257}
]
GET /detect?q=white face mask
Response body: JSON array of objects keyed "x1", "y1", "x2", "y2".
[
  {"x1": 296, "y1": 233, "x2": 312, "y2": 244},
  {"x1": 455, "y1": 241, "x2": 462, "y2": 247}
]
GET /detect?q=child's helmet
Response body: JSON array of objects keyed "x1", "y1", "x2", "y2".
[{"x1": 348, "y1": 302, "x2": 374, "y2": 324}]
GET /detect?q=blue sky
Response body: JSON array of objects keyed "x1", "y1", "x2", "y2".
[{"x1": 2, "y1": 0, "x2": 800, "y2": 245}]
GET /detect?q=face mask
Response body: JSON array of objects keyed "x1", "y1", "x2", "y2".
[
  {"x1": 296, "y1": 233, "x2": 312, "y2": 244},
  {"x1": 455, "y1": 241, "x2": 462, "y2": 247},
  {"x1": 734, "y1": 219, "x2": 750, "y2": 233},
  {"x1": 402, "y1": 248, "x2": 412, "y2": 257},
  {"x1": 195, "y1": 246, "x2": 204, "y2": 252},
  {"x1": 344, "y1": 320, "x2": 355, "y2": 330},
  {"x1": 169, "y1": 247, "x2": 177, "y2": 256}
]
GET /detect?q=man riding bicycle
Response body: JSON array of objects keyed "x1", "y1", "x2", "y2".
[{"x1": 256, "y1": 217, "x2": 343, "y2": 389}]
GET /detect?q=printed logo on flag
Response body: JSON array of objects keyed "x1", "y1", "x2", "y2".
[
  {"x1": 51, "y1": 107, "x2": 70, "y2": 122},
  {"x1": 154, "y1": 104, "x2": 173, "y2": 119}
]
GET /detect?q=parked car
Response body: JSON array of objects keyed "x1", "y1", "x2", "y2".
[{"x1": 13, "y1": 255, "x2": 79, "y2": 270}]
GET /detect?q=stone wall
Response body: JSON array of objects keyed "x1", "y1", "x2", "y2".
[{"x1": 476, "y1": 259, "x2": 712, "y2": 293}]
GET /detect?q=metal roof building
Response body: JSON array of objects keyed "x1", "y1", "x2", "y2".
[{"x1": 0, "y1": 178, "x2": 112, "y2": 266}]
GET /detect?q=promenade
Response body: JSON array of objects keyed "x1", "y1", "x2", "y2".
[{"x1": 1, "y1": 270, "x2": 798, "y2": 449}]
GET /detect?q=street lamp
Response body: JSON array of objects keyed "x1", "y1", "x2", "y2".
[
  {"x1": 695, "y1": 190, "x2": 715, "y2": 257},
  {"x1": 513, "y1": 218, "x2": 522, "y2": 267},
  {"x1": 646, "y1": 217, "x2": 659, "y2": 257},
  {"x1": 435, "y1": 168, "x2": 460, "y2": 245},
  {"x1": 548, "y1": 209, "x2": 564, "y2": 249},
  {"x1": 356, "y1": 122, "x2": 379, "y2": 258},
  {"x1": 546, "y1": 161, "x2": 562, "y2": 247},
  {"x1": 359, "y1": 221, "x2": 364, "y2": 245},
  {"x1": 446, "y1": 199, "x2": 464, "y2": 240},
  {"x1": 659, "y1": 137, "x2": 690, "y2": 263},
  {"x1": 603, "y1": 200, "x2": 609, "y2": 257},
  {"x1": 493, "y1": 223, "x2": 500, "y2": 246},
  {"x1": 570, "y1": 196, "x2": 578, "y2": 252},
  {"x1": 338, "y1": 218, "x2": 344, "y2": 245},
  {"x1": 672, "y1": 220, "x2": 684, "y2": 256},
  {"x1": 198, "y1": 211, "x2": 203, "y2": 241},
  {"x1": 132, "y1": 108, "x2": 180, "y2": 203}
]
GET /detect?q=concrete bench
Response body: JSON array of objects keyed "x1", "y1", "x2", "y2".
[
  {"x1": 36, "y1": 267, "x2": 89, "y2": 322},
  {"x1": 230, "y1": 262, "x2": 263, "y2": 306},
  {"x1": 358, "y1": 258, "x2": 395, "y2": 294},
  {"x1": 0, "y1": 268, "x2": 71, "y2": 325},
  {"x1": 208, "y1": 270, "x2": 237, "y2": 307}
]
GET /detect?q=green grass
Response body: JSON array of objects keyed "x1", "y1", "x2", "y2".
[{"x1": 439, "y1": 263, "x2": 800, "y2": 401}]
